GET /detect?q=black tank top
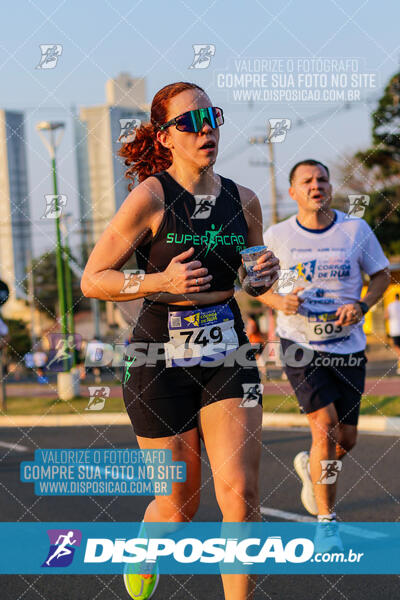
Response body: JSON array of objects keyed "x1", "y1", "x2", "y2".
[{"x1": 136, "y1": 171, "x2": 248, "y2": 291}]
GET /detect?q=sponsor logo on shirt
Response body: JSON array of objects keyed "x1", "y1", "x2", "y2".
[
  {"x1": 166, "y1": 226, "x2": 246, "y2": 255},
  {"x1": 289, "y1": 257, "x2": 351, "y2": 281}
]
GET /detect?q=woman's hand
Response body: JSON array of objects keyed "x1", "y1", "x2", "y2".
[
  {"x1": 251, "y1": 250, "x2": 280, "y2": 287},
  {"x1": 161, "y1": 247, "x2": 213, "y2": 294}
]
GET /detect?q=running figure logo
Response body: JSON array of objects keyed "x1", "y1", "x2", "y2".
[
  {"x1": 124, "y1": 355, "x2": 136, "y2": 384},
  {"x1": 118, "y1": 118, "x2": 141, "y2": 143},
  {"x1": 240, "y1": 384, "x2": 264, "y2": 407},
  {"x1": 46, "y1": 335, "x2": 75, "y2": 370},
  {"x1": 189, "y1": 44, "x2": 216, "y2": 69},
  {"x1": 121, "y1": 270, "x2": 145, "y2": 294},
  {"x1": 36, "y1": 44, "x2": 63, "y2": 69},
  {"x1": 346, "y1": 194, "x2": 370, "y2": 219},
  {"x1": 42, "y1": 529, "x2": 81, "y2": 567},
  {"x1": 317, "y1": 460, "x2": 343, "y2": 484},
  {"x1": 192, "y1": 195, "x2": 216, "y2": 219},
  {"x1": 276, "y1": 269, "x2": 299, "y2": 294},
  {"x1": 268, "y1": 119, "x2": 291, "y2": 143},
  {"x1": 85, "y1": 386, "x2": 110, "y2": 411},
  {"x1": 204, "y1": 224, "x2": 223, "y2": 256},
  {"x1": 41, "y1": 195, "x2": 67, "y2": 219}
]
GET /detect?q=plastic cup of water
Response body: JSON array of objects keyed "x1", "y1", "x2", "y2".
[{"x1": 240, "y1": 245, "x2": 270, "y2": 284}]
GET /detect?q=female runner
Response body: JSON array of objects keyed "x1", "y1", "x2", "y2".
[{"x1": 81, "y1": 82, "x2": 279, "y2": 600}]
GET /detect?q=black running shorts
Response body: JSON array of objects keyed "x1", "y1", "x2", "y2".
[
  {"x1": 280, "y1": 337, "x2": 367, "y2": 425},
  {"x1": 392, "y1": 336, "x2": 400, "y2": 348},
  {"x1": 123, "y1": 298, "x2": 261, "y2": 438}
]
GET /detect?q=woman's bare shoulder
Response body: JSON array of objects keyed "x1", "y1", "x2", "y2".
[
  {"x1": 231, "y1": 182, "x2": 261, "y2": 222},
  {"x1": 234, "y1": 182, "x2": 259, "y2": 205},
  {"x1": 122, "y1": 174, "x2": 165, "y2": 215}
]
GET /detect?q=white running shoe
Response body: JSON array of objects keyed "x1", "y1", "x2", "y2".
[
  {"x1": 293, "y1": 451, "x2": 318, "y2": 516},
  {"x1": 314, "y1": 519, "x2": 344, "y2": 553}
]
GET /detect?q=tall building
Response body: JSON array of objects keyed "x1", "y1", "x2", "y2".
[
  {"x1": 74, "y1": 73, "x2": 148, "y2": 253},
  {"x1": 0, "y1": 110, "x2": 33, "y2": 319},
  {"x1": 105, "y1": 72, "x2": 147, "y2": 110}
]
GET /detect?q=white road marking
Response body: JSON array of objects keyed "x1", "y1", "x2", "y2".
[
  {"x1": 261, "y1": 507, "x2": 315, "y2": 522},
  {"x1": 261, "y1": 506, "x2": 387, "y2": 538},
  {"x1": 0, "y1": 441, "x2": 29, "y2": 452}
]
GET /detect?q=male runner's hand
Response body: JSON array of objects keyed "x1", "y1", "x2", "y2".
[
  {"x1": 279, "y1": 286, "x2": 305, "y2": 315},
  {"x1": 162, "y1": 247, "x2": 213, "y2": 294},
  {"x1": 335, "y1": 303, "x2": 363, "y2": 326}
]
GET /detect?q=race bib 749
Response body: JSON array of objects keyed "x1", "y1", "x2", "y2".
[{"x1": 165, "y1": 304, "x2": 239, "y2": 367}]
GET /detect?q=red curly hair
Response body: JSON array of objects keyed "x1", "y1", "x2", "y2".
[{"x1": 118, "y1": 82, "x2": 206, "y2": 188}]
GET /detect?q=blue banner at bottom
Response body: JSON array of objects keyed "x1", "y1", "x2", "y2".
[{"x1": 0, "y1": 522, "x2": 398, "y2": 574}]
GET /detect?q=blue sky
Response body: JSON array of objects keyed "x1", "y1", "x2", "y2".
[{"x1": 2, "y1": 0, "x2": 399, "y2": 256}]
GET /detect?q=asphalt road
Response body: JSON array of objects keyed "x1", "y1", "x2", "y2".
[{"x1": 0, "y1": 426, "x2": 399, "y2": 599}]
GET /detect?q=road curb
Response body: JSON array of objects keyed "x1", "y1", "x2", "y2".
[
  {"x1": 0, "y1": 412, "x2": 399, "y2": 435},
  {"x1": 0, "y1": 413, "x2": 131, "y2": 428},
  {"x1": 262, "y1": 413, "x2": 400, "y2": 434}
]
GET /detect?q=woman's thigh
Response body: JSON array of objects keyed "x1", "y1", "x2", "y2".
[{"x1": 136, "y1": 428, "x2": 202, "y2": 520}]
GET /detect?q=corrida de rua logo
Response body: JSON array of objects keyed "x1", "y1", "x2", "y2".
[
  {"x1": 289, "y1": 259, "x2": 316, "y2": 282},
  {"x1": 289, "y1": 258, "x2": 351, "y2": 282},
  {"x1": 166, "y1": 224, "x2": 246, "y2": 256}
]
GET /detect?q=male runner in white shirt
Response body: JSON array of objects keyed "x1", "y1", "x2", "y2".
[{"x1": 260, "y1": 159, "x2": 390, "y2": 548}]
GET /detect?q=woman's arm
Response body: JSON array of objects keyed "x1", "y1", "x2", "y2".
[
  {"x1": 81, "y1": 178, "x2": 211, "y2": 301},
  {"x1": 237, "y1": 184, "x2": 280, "y2": 295}
]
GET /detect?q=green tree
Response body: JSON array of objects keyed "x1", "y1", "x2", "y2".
[
  {"x1": 2, "y1": 318, "x2": 31, "y2": 362},
  {"x1": 23, "y1": 250, "x2": 89, "y2": 319},
  {"x1": 359, "y1": 72, "x2": 400, "y2": 174},
  {"x1": 355, "y1": 72, "x2": 400, "y2": 255}
]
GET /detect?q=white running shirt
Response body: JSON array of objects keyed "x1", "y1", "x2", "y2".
[
  {"x1": 263, "y1": 210, "x2": 389, "y2": 354},
  {"x1": 388, "y1": 300, "x2": 400, "y2": 337}
]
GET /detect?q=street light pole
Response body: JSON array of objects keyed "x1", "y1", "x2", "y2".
[
  {"x1": 36, "y1": 121, "x2": 77, "y2": 397},
  {"x1": 60, "y1": 215, "x2": 77, "y2": 367},
  {"x1": 26, "y1": 249, "x2": 37, "y2": 348},
  {"x1": 49, "y1": 135, "x2": 69, "y2": 369}
]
